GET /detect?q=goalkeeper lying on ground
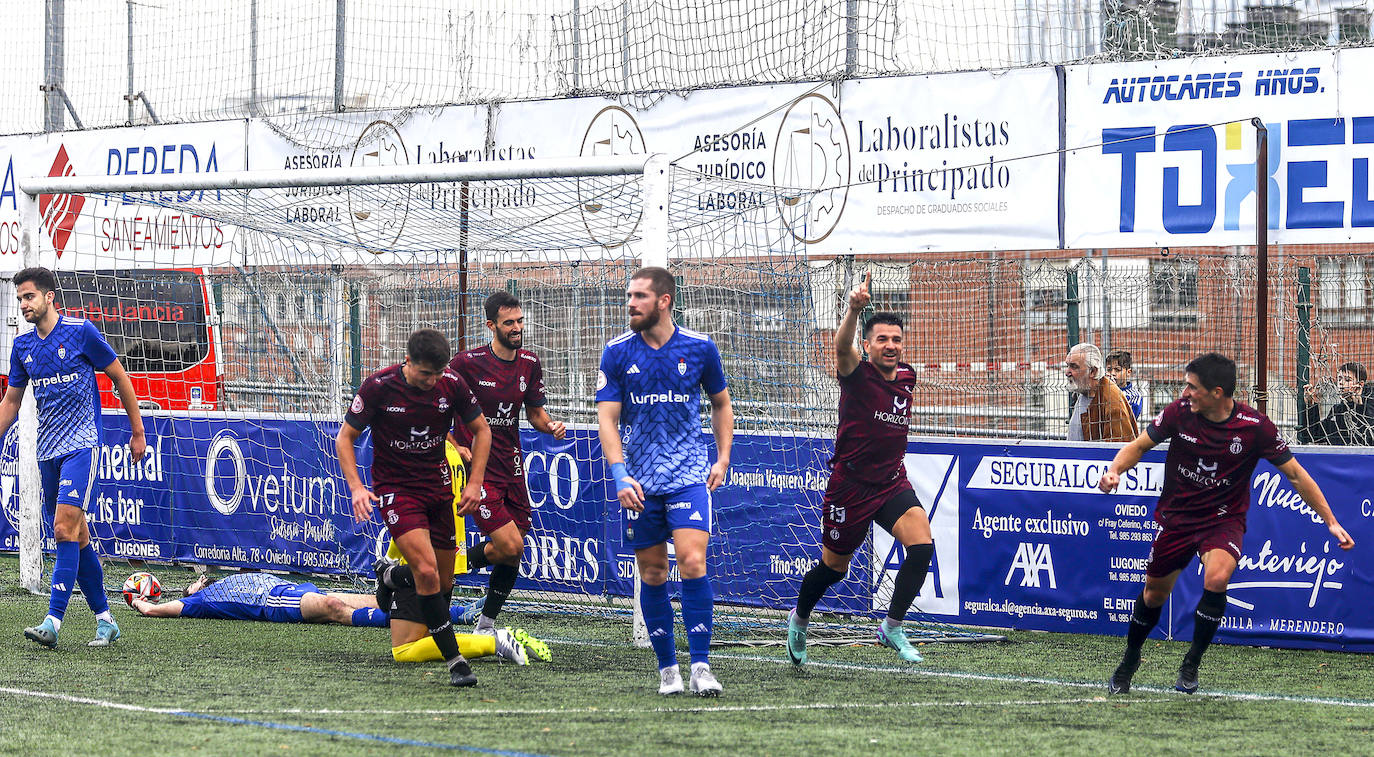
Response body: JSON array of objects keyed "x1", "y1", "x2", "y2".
[{"x1": 127, "y1": 571, "x2": 541, "y2": 665}]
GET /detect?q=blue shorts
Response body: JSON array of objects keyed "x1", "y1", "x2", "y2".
[
  {"x1": 623, "y1": 483, "x2": 711, "y2": 549},
  {"x1": 39, "y1": 448, "x2": 96, "y2": 514},
  {"x1": 260, "y1": 582, "x2": 318, "y2": 623}
]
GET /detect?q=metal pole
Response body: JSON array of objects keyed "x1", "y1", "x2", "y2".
[
  {"x1": 1253, "y1": 117, "x2": 1269, "y2": 414},
  {"x1": 845, "y1": 0, "x2": 859, "y2": 76},
  {"x1": 571, "y1": 0, "x2": 581, "y2": 91},
  {"x1": 44, "y1": 0, "x2": 65, "y2": 131},
  {"x1": 1066, "y1": 268, "x2": 1080, "y2": 351},
  {"x1": 1296, "y1": 266, "x2": 1312, "y2": 443},
  {"x1": 334, "y1": 0, "x2": 346, "y2": 112},
  {"x1": 621, "y1": 3, "x2": 630, "y2": 91},
  {"x1": 250, "y1": 0, "x2": 259, "y2": 116},
  {"x1": 349, "y1": 283, "x2": 363, "y2": 392},
  {"x1": 127, "y1": 0, "x2": 135, "y2": 125}
]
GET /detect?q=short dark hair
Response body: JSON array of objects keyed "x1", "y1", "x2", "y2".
[
  {"x1": 863, "y1": 311, "x2": 904, "y2": 339},
  {"x1": 184, "y1": 575, "x2": 217, "y2": 597},
  {"x1": 631, "y1": 267, "x2": 675, "y2": 308},
  {"x1": 1105, "y1": 349, "x2": 1133, "y2": 370},
  {"x1": 13, "y1": 266, "x2": 57, "y2": 293},
  {"x1": 1185, "y1": 352, "x2": 1236, "y2": 397},
  {"x1": 484, "y1": 290, "x2": 521, "y2": 323},
  {"x1": 1338, "y1": 361, "x2": 1368, "y2": 383},
  {"x1": 406, "y1": 328, "x2": 451, "y2": 369}
]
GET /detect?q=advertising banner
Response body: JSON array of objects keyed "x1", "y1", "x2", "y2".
[
  {"x1": 493, "y1": 71, "x2": 1062, "y2": 254},
  {"x1": 0, "y1": 121, "x2": 248, "y2": 269},
  {"x1": 1065, "y1": 47, "x2": 1374, "y2": 248},
  {"x1": 3, "y1": 422, "x2": 1369, "y2": 651}
]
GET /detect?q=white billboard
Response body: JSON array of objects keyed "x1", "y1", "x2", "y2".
[
  {"x1": 1065, "y1": 48, "x2": 1374, "y2": 248},
  {"x1": 0, "y1": 120, "x2": 248, "y2": 269}
]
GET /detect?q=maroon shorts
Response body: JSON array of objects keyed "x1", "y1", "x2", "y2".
[
  {"x1": 820, "y1": 471, "x2": 913, "y2": 555},
  {"x1": 471, "y1": 478, "x2": 532, "y2": 535},
  {"x1": 1145, "y1": 519, "x2": 1246, "y2": 578},
  {"x1": 378, "y1": 488, "x2": 458, "y2": 552}
]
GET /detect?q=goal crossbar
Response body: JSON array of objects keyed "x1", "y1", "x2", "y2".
[{"x1": 19, "y1": 154, "x2": 655, "y2": 195}]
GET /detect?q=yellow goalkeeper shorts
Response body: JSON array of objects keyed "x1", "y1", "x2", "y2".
[{"x1": 386, "y1": 440, "x2": 468, "y2": 575}]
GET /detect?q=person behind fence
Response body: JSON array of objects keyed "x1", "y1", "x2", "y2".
[
  {"x1": 1299, "y1": 361, "x2": 1374, "y2": 446},
  {"x1": 1105, "y1": 348, "x2": 1146, "y2": 422},
  {"x1": 1064, "y1": 343, "x2": 1138, "y2": 442},
  {"x1": 785, "y1": 272, "x2": 934, "y2": 668},
  {"x1": 0, "y1": 266, "x2": 149, "y2": 649},
  {"x1": 1098, "y1": 352, "x2": 1354, "y2": 696}
]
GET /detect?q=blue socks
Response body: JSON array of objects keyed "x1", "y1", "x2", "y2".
[
  {"x1": 351, "y1": 607, "x2": 390, "y2": 627},
  {"x1": 77, "y1": 543, "x2": 110, "y2": 616},
  {"x1": 680, "y1": 576, "x2": 713, "y2": 666},
  {"x1": 639, "y1": 580, "x2": 678, "y2": 670},
  {"x1": 48, "y1": 541, "x2": 79, "y2": 622}
]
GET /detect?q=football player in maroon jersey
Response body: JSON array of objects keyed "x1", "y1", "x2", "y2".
[
  {"x1": 786, "y1": 272, "x2": 935, "y2": 666},
  {"x1": 336, "y1": 328, "x2": 492, "y2": 688},
  {"x1": 448, "y1": 291, "x2": 564, "y2": 651},
  {"x1": 1100, "y1": 352, "x2": 1353, "y2": 694}
]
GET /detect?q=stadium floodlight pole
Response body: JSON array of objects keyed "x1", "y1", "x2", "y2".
[
  {"x1": 1253, "y1": 117, "x2": 1269, "y2": 415},
  {"x1": 14, "y1": 188, "x2": 44, "y2": 594}
]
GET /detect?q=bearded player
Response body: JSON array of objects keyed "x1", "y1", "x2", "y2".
[{"x1": 447, "y1": 291, "x2": 564, "y2": 654}]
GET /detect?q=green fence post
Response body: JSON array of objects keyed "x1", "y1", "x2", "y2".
[
  {"x1": 349, "y1": 282, "x2": 362, "y2": 393},
  {"x1": 1296, "y1": 266, "x2": 1312, "y2": 443},
  {"x1": 1065, "y1": 268, "x2": 1080, "y2": 351}
]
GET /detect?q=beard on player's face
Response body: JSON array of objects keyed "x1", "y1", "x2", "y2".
[
  {"x1": 629, "y1": 307, "x2": 661, "y2": 333},
  {"x1": 495, "y1": 328, "x2": 522, "y2": 350}
]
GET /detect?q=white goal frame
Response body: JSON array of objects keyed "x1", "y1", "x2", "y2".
[{"x1": 12, "y1": 152, "x2": 670, "y2": 595}]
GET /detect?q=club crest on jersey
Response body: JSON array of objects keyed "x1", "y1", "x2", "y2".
[
  {"x1": 437, "y1": 397, "x2": 449, "y2": 412},
  {"x1": 57, "y1": 345, "x2": 66, "y2": 359},
  {"x1": 520, "y1": 376, "x2": 527, "y2": 392},
  {"x1": 350, "y1": 394, "x2": 364, "y2": 413},
  {"x1": 1229, "y1": 436, "x2": 1243, "y2": 455},
  {"x1": 677, "y1": 358, "x2": 686, "y2": 376}
]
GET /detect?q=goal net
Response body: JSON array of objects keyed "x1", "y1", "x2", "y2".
[{"x1": 9, "y1": 153, "x2": 991, "y2": 644}]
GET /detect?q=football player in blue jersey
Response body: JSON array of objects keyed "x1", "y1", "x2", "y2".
[
  {"x1": 0, "y1": 267, "x2": 147, "y2": 648},
  {"x1": 596, "y1": 267, "x2": 734, "y2": 697},
  {"x1": 129, "y1": 573, "x2": 533, "y2": 665}
]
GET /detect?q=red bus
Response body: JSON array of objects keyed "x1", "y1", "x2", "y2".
[{"x1": 1, "y1": 268, "x2": 223, "y2": 411}]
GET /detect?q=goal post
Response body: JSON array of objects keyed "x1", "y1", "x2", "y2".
[{"x1": 9, "y1": 153, "x2": 991, "y2": 646}]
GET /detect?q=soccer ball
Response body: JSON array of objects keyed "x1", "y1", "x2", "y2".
[{"x1": 122, "y1": 571, "x2": 162, "y2": 606}]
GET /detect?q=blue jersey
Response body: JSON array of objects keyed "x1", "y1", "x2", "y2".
[
  {"x1": 1122, "y1": 381, "x2": 1145, "y2": 420},
  {"x1": 8, "y1": 316, "x2": 118, "y2": 461},
  {"x1": 179, "y1": 573, "x2": 301, "y2": 620},
  {"x1": 595, "y1": 326, "x2": 727, "y2": 495}
]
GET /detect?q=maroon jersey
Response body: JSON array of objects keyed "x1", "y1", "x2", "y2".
[
  {"x1": 1146, "y1": 397, "x2": 1293, "y2": 531},
  {"x1": 448, "y1": 346, "x2": 547, "y2": 485},
  {"x1": 344, "y1": 364, "x2": 483, "y2": 500},
  {"x1": 829, "y1": 360, "x2": 916, "y2": 484}
]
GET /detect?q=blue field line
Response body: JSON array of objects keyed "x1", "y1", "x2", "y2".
[
  {"x1": 171, "y1": 712, "x2": 552, "y2": 755},
  {"x1": 0, "y1": 686, "x2": 551, "y2": 756}
]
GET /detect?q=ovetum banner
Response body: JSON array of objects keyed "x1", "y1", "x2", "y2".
[{"x1": 2, "y1": 422, "x2": 1368, "y2": 652}]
